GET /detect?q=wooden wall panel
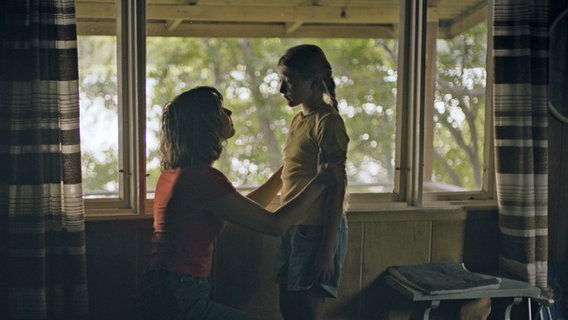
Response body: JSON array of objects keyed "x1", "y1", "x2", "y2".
[
  {"x1": 362, "y1": 220, "x2": 431, "y2": 285},
  {"x1": 213, "y1": 225, "x2": 280, "y2": 320},
  {"x1": 325, "y1": 221, "x2": 364, "y2": 320},
  {"x1": 86, "y1": 223, "x2": 140, "y2": 320},
  {"x1": 359, "y1": 220, "x2": 431, "y2": 318},
  {"x1": 431, "y1": 220, "x2": 465, "y2": 263},
  {"x1": 85, "y1": 210, "x2": 499, "y2": 320}
]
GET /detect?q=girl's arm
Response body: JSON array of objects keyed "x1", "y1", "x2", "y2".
[
  {"x1": 313, "y1": 139, "x2": 348, "y2": 281},
  {"x1": 313, "y1": 147, "x2": 348, "y2": 282},
  {"x1": 245, "y1": 165, "x2": 283, "y2": 207},
  {"x1": 314, "y1": 178, "x2": 346, "y2": 282}
]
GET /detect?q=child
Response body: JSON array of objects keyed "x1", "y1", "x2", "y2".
[{"x1": 274, "y1": 44, "x2": 350, "y2": 320}]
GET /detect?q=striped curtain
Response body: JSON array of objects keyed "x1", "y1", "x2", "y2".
[
  {"x1": 493, "y1": 0, "x2": 549, "y2": 289},
  {"x1": 0, "y1": 0, "x2": 89, "y2": 318}
]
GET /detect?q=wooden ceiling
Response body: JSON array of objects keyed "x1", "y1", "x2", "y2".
[{"x1": 76, "y1": 0, "x2": 488, "y2": 39}]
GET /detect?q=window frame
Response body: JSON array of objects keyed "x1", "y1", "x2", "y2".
[{"x1": 81, "y1": 0, "x2": 497, "y2": 216}]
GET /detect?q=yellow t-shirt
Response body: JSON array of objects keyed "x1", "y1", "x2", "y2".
[{"x1": 280, "y1": 105, "x2": 349, "y2": 225}]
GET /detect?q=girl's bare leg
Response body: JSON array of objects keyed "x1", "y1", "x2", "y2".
[{"x1": 279, "y1": 284, "x2": 327, "y2": 320}]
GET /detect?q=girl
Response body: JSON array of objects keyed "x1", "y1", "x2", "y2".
[
  {"x1": 274, "y1": 44, "x2": 350, "y2": 320},
  {"x1": 135, "y1": 86, "x2": 342, "y2": 320}
]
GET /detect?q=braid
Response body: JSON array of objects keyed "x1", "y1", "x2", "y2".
[{"x1": 325, "y1": 76, "x2": 338, "y2": 112}]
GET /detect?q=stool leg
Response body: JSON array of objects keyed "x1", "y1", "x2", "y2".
[
  {"x1": 422, "y1": 300, "x2": 440, "y2": 320},
  {"x1": 535, "y1": 305, "x2": 554, "y2": 320},
  {"x1": 504, "y1": 297, "x2": 523, "y2": 320}
]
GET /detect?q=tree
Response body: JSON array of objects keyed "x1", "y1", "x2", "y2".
[
  {"x1": 432, "y1": 22, "x2": 487, "y2": 190},
  {"x1": 77, "y1": 23, "x2": 488, "y2": 195}
]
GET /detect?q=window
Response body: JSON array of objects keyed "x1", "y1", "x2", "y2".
[
  {"x1": 78, "y1": 35, "x2": 118, "y2": 199},
  {"x1": 76, "y1": 0, "x2": 494, "y2": 215},
  {"x1": 423, "y1": 3, "x2": 492, "y2": 196},
  {"x1": 144, "y1": 38, "x2": 399, "y2": 196}
]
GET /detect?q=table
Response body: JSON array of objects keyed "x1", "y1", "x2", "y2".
[{"x1": 385, "y1": 274, "x2": 551, "y2": 320}]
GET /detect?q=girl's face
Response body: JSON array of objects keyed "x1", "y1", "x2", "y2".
[
  {"x1": 277, "y1": 65, "x2": 316, "y2": 108},
  {"x1": 220, "y1": 107, "x2": 235, "y2": 140}
]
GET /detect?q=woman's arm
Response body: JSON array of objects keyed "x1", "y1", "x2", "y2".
[
  {"x1": 245, "y1": 165, "x2": 283, "y2": 207},
  {"x1": 203, "y1": 164, "x2": 341, "y2": 236}
]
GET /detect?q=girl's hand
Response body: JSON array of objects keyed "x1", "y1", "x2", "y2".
[{"x1": 313, "y1": 249, "x2": 335, "y2": 283}]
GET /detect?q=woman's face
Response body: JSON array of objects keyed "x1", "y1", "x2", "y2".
[
  {"x1": 220, "y1": 107, "x2": 235, "y2": 140},
  {"x1": 277, "y1": 65, "x2": 314, "y2": 108}
]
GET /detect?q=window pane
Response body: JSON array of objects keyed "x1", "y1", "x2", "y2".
[
  {"x1": 78, "y1": 35, "x2": 119, "y2": 198},
  {"x1": 145, "y1": 38, "x2": 398, "y2": 194},
  {"x1": 424, "y1": 2, "x2": 488, "y2": 192}
]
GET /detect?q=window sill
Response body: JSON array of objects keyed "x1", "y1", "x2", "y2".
[
  {"x1": 85, "y1": 210, "x2": 153, "y2": 222},
  {"x1": 84, "y1": 195, "x2": 497, "y2": 221}
]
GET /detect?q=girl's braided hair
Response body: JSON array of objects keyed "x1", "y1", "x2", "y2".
[{"x1": 278, "y1": 44, "x2": 338, "y2": 111}]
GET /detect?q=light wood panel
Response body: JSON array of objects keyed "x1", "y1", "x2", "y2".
[
  {"x1": 431, "y1": 220, "x2": 466, "y2": 262},
  {"x1": 361, "y1": 221, "x2": 432, "y2": 285},
  {"x1": 84, "y1": 208, "x2": 500, "y2": 319},
  {"x1": 75, "y1": 0, "x2": 487, "y2": 38}
]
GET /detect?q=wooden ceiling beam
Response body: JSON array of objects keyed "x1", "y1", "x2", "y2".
[
  {"x1": 285, "y1": 21, "x2": 304, "y2": 33},
  {"x1": 77, "y1": 21, "x2": 396, "y2": 39},
  {"x1": 445, "y1": 2, "x2": 487, "y2": 38},
  {"x1": 165, "y1": 19, "x2": 183, "y2": 31},
  {"x1": 76, "y1": 2, "x2": 400, "y2": 24},
  {"x1": 74, "y1": 1, "x2": 486, "y2": 39}
]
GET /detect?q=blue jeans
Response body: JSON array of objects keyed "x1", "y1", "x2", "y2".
[
  {"x1": 136, "y1": 269, "x2": 257, "y2": 320},
  {"x1": 273, "y1": 217, "x2": 348, "y2": 298}
]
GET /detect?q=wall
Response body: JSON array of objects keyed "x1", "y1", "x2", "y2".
[
  {"x1": 548, "y1": 0, "x2": 568, "y2": 264},
  {"x1": 85, "y1": 206, "x2": 499, "y2": 320}
]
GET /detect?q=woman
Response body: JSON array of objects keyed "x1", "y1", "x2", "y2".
[{"x1": 135, "y1": 86, "x2": 342, "y2": 320}]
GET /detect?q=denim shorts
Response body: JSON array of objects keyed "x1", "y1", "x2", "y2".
[
  {"x1": 273, "y1": 218, "x2": 348, "y2": 298},
  {"x1": 135, "y1": 269, "x2": 257, "y2": 320}
]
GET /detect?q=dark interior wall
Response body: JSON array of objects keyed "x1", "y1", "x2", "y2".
[
  {"x1": 85, "y1": 207, "x2": 499, "y2": 320},
  {"x1": 548, "y1": 0, "x2": 568, "y2": 264},
  {"x1": 549, "y1": 115, "x2": 568, "y2": 262},
  {"x1": 86, "y1": 219, "x2": 153, "y2": 320}
]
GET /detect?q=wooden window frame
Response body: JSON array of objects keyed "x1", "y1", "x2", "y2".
[{"x1": 83, "y1": 0, "x2": 497, "y2": 218}]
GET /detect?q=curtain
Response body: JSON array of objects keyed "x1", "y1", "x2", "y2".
[
  {"x1": 493, "y1": 0, "x2": 549, "y2": 289},
  {"x1": 0, "y1": 0, "x2": 89, "y2": 318}
]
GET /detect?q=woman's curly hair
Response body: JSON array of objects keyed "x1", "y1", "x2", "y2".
[{"x1": 159, "y1": 86, "x2": 225, "y2": 170}]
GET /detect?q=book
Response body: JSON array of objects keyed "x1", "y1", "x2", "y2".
[{"x1": 387, "y1": 262, "x2": 501, "y2": 295}]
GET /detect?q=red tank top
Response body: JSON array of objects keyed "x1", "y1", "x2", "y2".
[{"x1": 149, "y1": 165, "x2": 235, "y2": 277}]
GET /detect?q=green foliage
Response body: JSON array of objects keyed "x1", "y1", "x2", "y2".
[
  {"x1": 77, "y1": 36, "x2": 118, "y2": 111},
  {"x1": 432, "y1": 22, "x2": 488, "y2": 190},
  {"x1": 81, "y1": 148, "x2": 119, "y2": 195},
  {"x1": 78, "y1": 23, "x2": 488, "y2": 195},
  {"x1": 143, "y1": 38, "x2": 401, "y2": 191}
]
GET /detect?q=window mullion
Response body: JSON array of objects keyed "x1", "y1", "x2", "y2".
[
  {"x1": 117, "y1": 0, "x2": 146, "y2": 213},
  {"x1": 483, "y1": 0, "x2": 496, "y2": 198},
  {"x1": 396, "y1": 0, "x2": 427, "y2": 206}
]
